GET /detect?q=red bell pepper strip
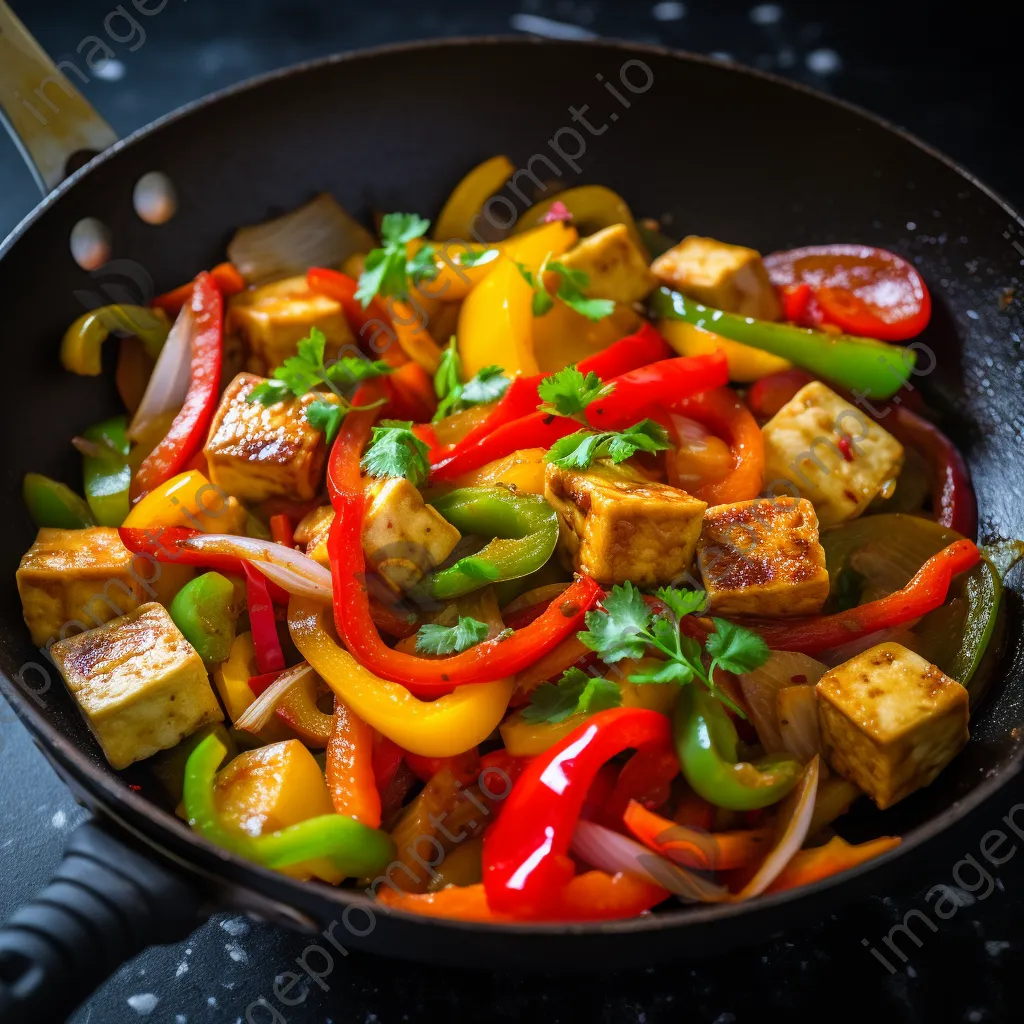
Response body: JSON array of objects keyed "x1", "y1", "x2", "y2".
[
  {"x1": 269, "y1": 514, "x2": 294, "y2": 548},
  {"x1": 119, "y1": 526, "x2": 245, "y2": 574},
  {"x1": 306, "y1": 267, "x2": 407, "y2": 368},
  {"x1": 382, "y1": 360, "x2": 437, "y2": 423},
  {"x1": 150, "y1": 262, "x2": 245, "y2": 316},
  {"x1": 326, "y1": 699, "x2": 382, "y2": 828},
  {"x1": 585, "y1": 351, "x2": 729, "y2": 430},
  {"x1": 248, "y1": 670, "x2": 281, "y2": 697},
  {"x1": 747, "y1": 369, "x2": 816, "y2": 420},
  {"x1": 132, "y1": 273, "x2": 224, "y2": 503},
  {"x1": 243, "y1": 562, "x2": 285, "y2": 674},
  {"x1": 434, "y1": 323, "x2": 673, "y2": 463},
  {"x1": 738, "y1": 539, "x2": 981, "y2": 654},
  {"x1": 482, "y1": 707, "x2": 672, "y2": 917},
  {"x1": 600, "y1": 740, "x2": 680, "y2": 830},
  {"x1": 403, "y1": 748, "x2": 481, "y2": 785},
  {"x1": 372, "y1": 734, "x2": 404, "y2": 795}
]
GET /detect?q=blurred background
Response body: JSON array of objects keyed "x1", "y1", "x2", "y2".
[{"x1": 1, "y1": 2, "x2": 1022, "y2": 1022}]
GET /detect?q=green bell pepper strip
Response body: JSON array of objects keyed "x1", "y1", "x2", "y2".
[
  {"x1": 170, "y1": 572, "x2": 238, "y2": 663},
  {"x1": 183, "y1": 733, "x2": 397, "y2": 878},
  {"x1": 650, "y1": 287, "x2": 915, "y2": 399},
  {"x1": 22, "y1": 473, "x2": 95, "y2": 529},
  {"x1": 422, "y1": 487, "x2": 559, "y2": 600},
  {"x1": 673, "y1": 686, "x2": 802, "y2": 811},
  {"x1": 80, "y1": 415, "x2": 131, "y2": 526},
  {"x1": 61, "y1": 305, "x2": 169, "y2": 376}
]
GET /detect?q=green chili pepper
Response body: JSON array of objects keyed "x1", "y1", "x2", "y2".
[
  {"x1": 183, "y1": 734, "x2": 396, "y2": 878},
  {"x1": 150, "y1": 723, "x2": 237, "y2": 805},
  {"x1": 673, "y1": 686, "x2": 801, "y2": 811},
  {"x1": 22, "y1": 473, "x2": 95, "y2": 529},
  {"x1": 650, "y1": 287, "x2": 915, "y2": 399},
  {"x1": 170, "y1": 572, "x2": 238, "y2": 663},
  {"x1": 423, "y1": 487, "x2": 559, "y2": 600},
  {"x1": 61, "y1": 305, "x2": 169, "y2": 376},
  {"x1": 79, "y1": 415, "x2": 131, "y2": 526}
]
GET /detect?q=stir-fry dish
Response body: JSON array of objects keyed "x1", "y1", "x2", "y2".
[{"x1": 17, "y1": 155, "x2": 1015, "y2": 922}]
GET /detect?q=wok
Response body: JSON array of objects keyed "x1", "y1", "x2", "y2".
[{"x1": 0, "y1": 6, "x2": 1022, "y2": 1020}]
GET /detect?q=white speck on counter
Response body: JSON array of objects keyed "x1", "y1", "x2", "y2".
[
  {"x1": 220, "y1": 916, "x2": 250, "y2": 937},
  {"x1": 127, "y1": 994, "x2": 159, "y2": 1015},
  {"x1": 907, "y1": 221, "x2": 917, "y2": 231},
  {"x1": 986, "y1": 939, "x2": 1010, "y2": 956},
  {"x1": 208, "y1": 997, "x2": 218, "y2": 1007},
  {"x1": 750, "y1": 4, "x2": 782, "y2": 24},
  {"x1": 806, "y1": 49, "x2": 841, "y2": 74},
  {"x1": 51, "y1": 810, "x2": 67, "y2": 829},
  {"x1": 175, "y1": 1016, "x2": 187, "y2": 1024},
  {"x1": 967, "y1": 309, "x2": 980, "y2": 320},
  {"x1": 225, "y1": 942, "x2": 249, "y2": 964},
  {"x1": 175, "y1": 961, "x2": 189, "y2": 978},
  {"x1": 509, "y1": 14, "x2": 597, "y2": 40},
  {"x1": 652, "y1": 1, "x2": 686, "y2": 20},
  {"x1": 94, "y1": 58, "x2": 126, "y2": 81}
]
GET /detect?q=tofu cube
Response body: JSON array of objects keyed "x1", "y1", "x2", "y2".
[
  {"x1": 294, "y1": 505, "x2": 335, "y2": 568},
  {"x1": 557, "y1": 224, "x2": 658, "y2": 305},
  {"x1": 762, "y1": 381, "x2": 905, "y2": 526},
  {"x1": 697, "y1": 497, "x2": 829, "y2": 616},
  {"x1": 17, "y1": 527, "x2": 144, "y2": 647},
  {"x1": 50, "y1": 602, "x2": 223, "y2": 769},
  {"x1": 362, "y1": 478, "x2": 461, "y2": 592},
  {"x1": 651, "y1": 235, "x2": 782, "y2": 320},
  {"x1": 816, "y1": 642, "x2": 969, "y2": 809},
  {"x1": 204, "y1": 372, "x2": 335, "y2": 504},
  {"x1": 544, "y1": 464, "x2": 706, "y2": 587},
  {"x1": 226, "y1": 274, "x2": 356, "y2": 375}
]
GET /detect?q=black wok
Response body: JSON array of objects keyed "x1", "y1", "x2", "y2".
[{"x1": 0, "y1": 15, "x2": 1022, "y2": 1024}]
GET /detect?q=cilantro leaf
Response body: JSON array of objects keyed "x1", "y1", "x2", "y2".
[
  {"x1": 382, "y1": 212, "x2": 431, "y2": 245},
  {"x1": 545, "y1": 419, "x2": 671, "y2": 470},
  {"x1": 705, "y1": 618, "x2": 770, "y2": 676},
  {"x1": 654, "y1": 586, "x2": 707, "y2": 620},
  {"x1": 537, "y1": 366, "x2": 613, "y2": 420},
  {"x1": 628, "y1": 660, "x2": 694, "y2": 685},
  {"x1": 247, "y1": 378, "x2": 291, "y2": 405},
  {"x1": 578, "y1": 582, "x2": 652, "y2": 664},
  {"x1": 532, "y1": 289, "x2": 556, "y2": 317},
  {"x1": 415, "y1": 616, "x2": 489, "y2": 655},
  {"x1": 325, "y1": 357, "x2": 392, "y2": 388},
  {"x1": 546, "y1": 261, "x2": 616, "y2": 322},
  {"x1": 461, "y1": 365, "x2": 510, "y2": 405},
  {"x1": 406, "y1": 242, "x2": 439, "y2": 288},
  {"x1": 432, "y1": 338, "x2": 509, "y2": 422},
  {"x1": 356, "y1": 212, "x2": 433, "y2": 307},
  {"x1": 360, "y1": 420, "x2": 432, "y2": 488},
  {"x1": 457, "y1": 248, "x2": 499, "y2": 267},
  {"x1": 306, "y1": 399, "x2": 344, "y2": 445},
  {"x1": 521, "y1": 667, "x2": 622, "y2": 724}
]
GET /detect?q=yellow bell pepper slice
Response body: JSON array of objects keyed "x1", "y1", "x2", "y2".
[
  {"x1": 658, "y1": 319, "x2": 792, "y2": 383},
  {"x1": 514, "y1": 186, "x2": 648, "y2": 258},
  {"x1": 500, "y1": 221, "x2": 577, "y2": 270},
  {"x1": 61, "y1": 305, "x2": 169, "y2": 376},
  {"x1": 500, "y1": 711, "x2": 584, "y2": 757},
  {"x1": 448, "y1": 447, "x2": 548, "y2": 496},
  {"x1": 532, "y1": 301, "x2": 640, "y2": 374},
  {"x1": 288, "y1": 598, "x2": 513, "y2": 757},
  {"x1": 122, "y1": 469, "x2": 248, "y2": 534},
  {"x1": 390, "y1": 298, "x2": 445, "y2": 374},
  {"x1": 433, "y1": 154, "x2": 515, "y2": 242}
]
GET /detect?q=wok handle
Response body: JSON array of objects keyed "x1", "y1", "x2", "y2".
[
  {"x1": 0, "y1": 1, "x2": 118, "y2": 193},
  {"x1": 0, "y1": 819, "x2": 204, "y2": 1023}
]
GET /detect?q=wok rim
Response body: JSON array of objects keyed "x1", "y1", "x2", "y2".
[{"x1": 0, "y1": 34, "x2": 1021, "y2": 941}]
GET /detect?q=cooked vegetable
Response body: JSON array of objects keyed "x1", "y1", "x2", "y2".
[
  {"x1": 61, "y1": 304, "x2": 169, "y2": 376},
  {"x1": 514, "y1": 185, "x2": 647, "y2": 256},
  {"x1": 151, "y1": 261, "x2": 245, "y2": 316},
  {"x1": 22, "y1": 473, "x2": 95, "y2": 529},
  {"x1": 77, "y1": 415, "x2": 131, "y2": 526},
  {"x1": 325, "y1": 698, "x2": 380, "y2": 826},
  {"x1": 169, "y1": 571, "x2": 237, "y2": 664},
  {"x1": 432, "y1": 154, "x2": 515, "y2": 242}
]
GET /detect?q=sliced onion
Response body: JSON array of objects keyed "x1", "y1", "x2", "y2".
[
  {"x1": 501, "y1": 583, "x2": 571, "y2": 618},
  {"x1": 234, "y1": 661, "x2": 314, "y2": 733},
  {"x1": 571, "y1": 820, "x2": 728, "y2": 904},
  {"x1": 733, "y1": 756, "x2": 820, "y2": 900},
  {"x1": 255, "y1": 560, "x2": 332, "y2": 602},
  {"x1": 776, "y1": 684, "x2": 822, "y2": 764},
  {"x1": 185, "y1": 534, "x2": 331, "y2": 585},
  {"x1": 128, "y1": 304, "x2": 193, "y2": 442},
  {"x1": 739, "y1": 652, "x2": 828, "y2": 754},
  {"x1": 821, "y1": 626, "x2": 919, "y2": 667},
  {"x1": 227, "y1": 194, "x2": 377, "y2": 285}
]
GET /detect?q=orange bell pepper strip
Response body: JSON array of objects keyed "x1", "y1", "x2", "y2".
[
  {"x1": 269, "y1": 514, "x2": 294, "y2": 548},
  {"x1": 382, "y1": 360, "x2": 437, "y2": 423},
  {"x1": 325, "y1": 699, "x2": 381, "y2": 828},
  {"x1": 390, "y1": 298, "x2": 445, "y2": 374},
  {"x1": 623, "y1": 800, "x2": 771, "y2": 871},
  {"x1": 601, "y1": 745, "x2": 680, "y2": 829},
  {"x1": 764, "y1": 835, "x2": 901, "y2": 894},
  {"x1": 377, "y1": 870, "x2": 667, "y2": 922},
  {"x1": 151, "y1": 262, "x2": 245, "y2": 316}
]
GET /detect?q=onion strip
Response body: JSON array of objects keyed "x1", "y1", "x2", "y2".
[
  {"x1": 128, "y1": 305, "x2": 193, "y2": 442},
  {"x1": 234, "y1": 662, "x2": 315, "y2": 734}
]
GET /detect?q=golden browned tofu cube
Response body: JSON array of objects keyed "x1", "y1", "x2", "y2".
[
  {"x1": 17, "y1": 527, "x2": 144, "y2": 647},
  {"x1": 51, "y1": 602, "x2": 223, "y2": 769},
  {"x1": 294, "y1": 505, "x2": 335, "y2": 568},
  {"x1": 362, "y1": 478, "x2": 461, "y2": 592},
  {"x1": 697, "y1": 497, "x2": 829, "y2": 617},
  {"x1": 227, "y1": 274, "x2": 356, "y2": 375},
  {"x1": 204, "y1": 372, "x2": 335, "y2": 504},
  {"x1": 651, "y1": 235, "x2": 782, "y2": 320},
  {"x1": 544, "y1": 464, "x2": 706, "y2": 587},
  {"x1": 557, "y1": 224, "x2": 657, "y2": 305},
  {"x1": 817, "y1": 642, "x2": 969, "y2": 810},
  {"x1": 762, "y1": 381, "x2": 905, "y2": 526}
]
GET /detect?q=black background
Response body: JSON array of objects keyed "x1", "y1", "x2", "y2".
[{"x1": 1, "y1": 1, "x2": 1023, "y2": 1021}]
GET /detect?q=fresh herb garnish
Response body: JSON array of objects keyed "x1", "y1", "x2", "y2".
[
  {"x1": 536, "y1": 365, "x2": 613, "y2": 420},
  {"x1": 432, "y1": 337, "x2": 510, "y2": 422},
  {"x1": 456, "y1": 248, "x2": 499, "y2": 267},
  {"x1": 546, "y1": 419, "x2": 671, "y2": 470},
  {"x1": 356, "y1": 212, "x2": 437, "y2": 307},
  {"x1": 521, "y1": 666, "x2": 622, "y2": 724},
  {"x1": 577, "y1": 582, "x2": 768, "y2": 715},
  {"x1": 514, "y1": 258, "x2": 616, "y2": 322},
  {"x1": 415, "y1": 616, "x2": 489, "y2": 655},
  {"x1": 360, "y1": 419, "x2": 432, "y2": 488},
  {"x1": 245, "y1": 327, "x2": 391, "y2": 442}
]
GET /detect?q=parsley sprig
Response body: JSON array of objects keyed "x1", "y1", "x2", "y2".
[
  {"x1": 521, "y1": 667, "x2": 622, "y2": 724},
  {"x1": 356, "y1": 213, "x2": 438, "y2": 307},
  {"x1": 515, "y1": 258, "x2": 616, "y2": 322},
  {"x1": 360, "y1": 420, "x2": 432, "y2": 488},
  {"x1": 246, "y1": 328, "x2": 391, "y2": 443},
  {"x1": 433, "y1": 337, "x2": 510, "y2": 423},
  {"x1": 577, "y1": 582, "x2": 769, "y2": 716},
  {"x1": 415, "y1": 616, "x2": 489, "y2": 655}
]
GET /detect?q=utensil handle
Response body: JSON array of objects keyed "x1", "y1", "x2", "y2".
[
  {"x1": 0, "y1": 0, "x2": 118, "y2": 193},
  {"x1": 0, "y1": 820, "x2": 204, "y2": 1023}
]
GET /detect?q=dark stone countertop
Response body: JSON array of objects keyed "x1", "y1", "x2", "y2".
[{"x1": 1, "y1": 1, "x2": 1022, "y2": 1021}]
